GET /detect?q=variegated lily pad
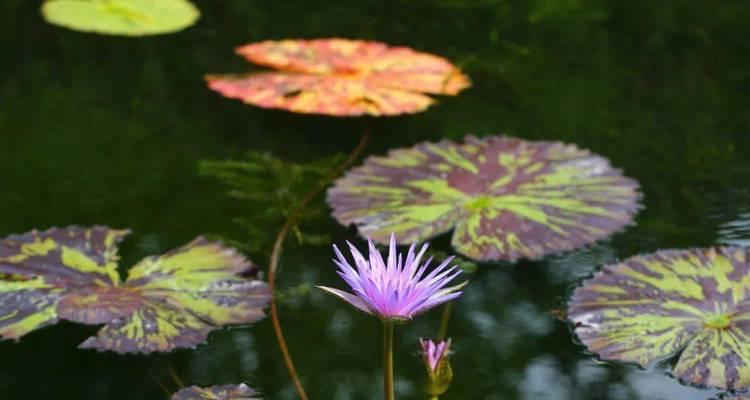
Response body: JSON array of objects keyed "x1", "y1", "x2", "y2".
[
  {"x1": 41, "y1": 0, "x2": 200, "y2": 36},
  {"x1": 327, "y1": 135, "x2": 641, "y2": 261},
  {"x1": 0, "y1": 226, "x2": 270, "y2": 353},
  {"x1": 172, "y1": 384, "x2": 260, "y2": 399},
  {"x1": 206, "y1": 38, "x2": 470, "y2": 116},
  {"x1": 568, "y1": 247, "x2": 750, "y2": 390}
]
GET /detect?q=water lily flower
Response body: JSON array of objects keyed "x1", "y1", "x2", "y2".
[
  {"x1": 318, "y1": 234, "x2": 465, "y2": 400},
  {"x1": 318, "y1": 234, "x2": 465, "y2": 321}
]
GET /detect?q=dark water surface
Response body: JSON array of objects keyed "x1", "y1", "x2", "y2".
[{"x1": 2, "y1": 1, "x2": 750, "y2": 399}]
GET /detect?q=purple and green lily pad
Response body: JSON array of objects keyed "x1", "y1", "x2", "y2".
[
  {"x1": 568, "y1": 247, "x2": 750, "y2": 390},
  {"x1": 327, "y1": 135, "x2": 641, "y2": 261},
  {"x1": 172, "y1": 384, "x2": 260, "y2": 399},
  {"x1": 0, "y1": 226, "x2": 271, "y2": 353}
]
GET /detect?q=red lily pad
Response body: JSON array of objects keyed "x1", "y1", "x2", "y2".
[
  {"x1": 327, "y1": 135, "x2": 641, "y2": 261},
  {"x1": 172, "y1": 384, "x2": 260, "y2": 399},
  {"x1": 0, "y1": 227, "x2": 271, "y2": 353},
  {"x1": 206, "y1": 38, "x2": 470, "y2": 116},
  {"x1": 568, "y1": 247, "x2": 750, "y2": 390}
]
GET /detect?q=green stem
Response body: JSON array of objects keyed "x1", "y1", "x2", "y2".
[
  {"x1": 383, "y1": 320, "x2": 395, "y2": 400},
  {"x1": 437, "y1": 302, "x2": 453, "y2": 341}
]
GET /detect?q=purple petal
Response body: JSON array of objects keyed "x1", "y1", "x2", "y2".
[{"x1": 317, "y1": 286, "x2": 373, "y2": 315}]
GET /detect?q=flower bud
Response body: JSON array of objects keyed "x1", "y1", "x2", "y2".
[{"x1": 419, "y1": 338, "x2": 453, "y2": 397}]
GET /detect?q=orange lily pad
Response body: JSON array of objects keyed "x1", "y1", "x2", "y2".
[{"x1": 206, "y1": 38, "x2": 470, "y2": 116}]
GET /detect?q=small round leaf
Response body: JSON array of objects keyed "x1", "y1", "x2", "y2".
[{"x1": 42, "y1": 0, "x2": 200, "y2": 36}]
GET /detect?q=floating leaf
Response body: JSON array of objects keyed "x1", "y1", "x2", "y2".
[
  {"x1": 568, "y1": 247, "x2": 750, "y2": 390},
  {"x1": 172, "y1": 384, "x2": 260, "y2": 400},
  {"x1": 41, "y1": 0, "x2": 200, "y2": 36},
  {"x1": 328, "y1": 135, "x2": 641, "y2": 261},
  {"x1": 206, "y1": 38, "x2": 470, "y2": 116},
  {"x1": 0, "y1": 227, "x2": 270, "y2": 353}
]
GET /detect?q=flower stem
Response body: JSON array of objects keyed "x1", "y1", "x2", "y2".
[
  {"x1": 437, "y1": 302, "x2": 453, "y2": 341},
  {"x1": 268, "y1": 125, "x2": 372, "y2": 400},
  {"x1": 383, "y1": 320, "x2": 395, "y2": 400}
]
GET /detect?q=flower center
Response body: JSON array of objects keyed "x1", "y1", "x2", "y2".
[
  {"x1": 704, "y1": 313, "x2": 732, "y2": 329},
  {"x1": 464, "y1": 196, "x2": 493, "y2": 212}
]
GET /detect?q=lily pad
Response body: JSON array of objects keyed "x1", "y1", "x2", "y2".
[
  {"x1": 206, "y1": 38, "x2": 470, "y2": 116},
  {"x1": 568, "y1": 247, "x2": 750, "y2": 390},
  {"x1": 327, "y1": 135, "x2": 641, "y2": 261},
  {"x1": 0, "y1": 226, "x2": 270, "y2": 353},
  {"x1": 41, "y1": 0, "x2": 200, "y2": 36},
  {"x1": 171, "y1": 384, "x2": 260, "y2": 399}
]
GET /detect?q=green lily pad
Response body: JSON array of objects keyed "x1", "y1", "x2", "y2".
[
  {"x1": 568, "y1": 247, "x2": 750, "y2": 390},
  {"x1": 172, "y1": 384, "x2": 260, "y2": 399},
  {"x1": 0, "y1": 226, "x2": 270, "y2": 353},
  {"x1": 327, "y1": 135, "x2": 641, "y2": 261},
  {"x1": 41, "y1": 0, "x2": 200, "y2": 36}
]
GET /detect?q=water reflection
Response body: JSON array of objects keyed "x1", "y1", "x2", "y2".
[
  {"x1": 718, "y1": 211, "x2": 750, "y2": 247},
  {"x1": 544, "y1": 243, "x2": 618, "y2": 285},
  {"x1": 518, "y1": 357, "x2": 716, "y2": 400},
  {"x1": 620, "y1": 369, "x2": 715, "y2": 400}
]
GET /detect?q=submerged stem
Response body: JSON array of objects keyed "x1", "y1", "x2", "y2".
[
  {"x1": 166, "y1": 363, "x2": 184, "y2": 388},
  {"x1": 383, "y1": 320, "x2": 395, "y2": 400},
  {"x1": 267, "y1": 126, "x2": 372, "y2": 400},
  {"x1": 149, "y1": 375, "x2": 170, "y2": 397}
]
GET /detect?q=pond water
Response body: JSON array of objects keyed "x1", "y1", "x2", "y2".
[{"x1": 1, "y1": 1, "x2": 750, "y2": 399}]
